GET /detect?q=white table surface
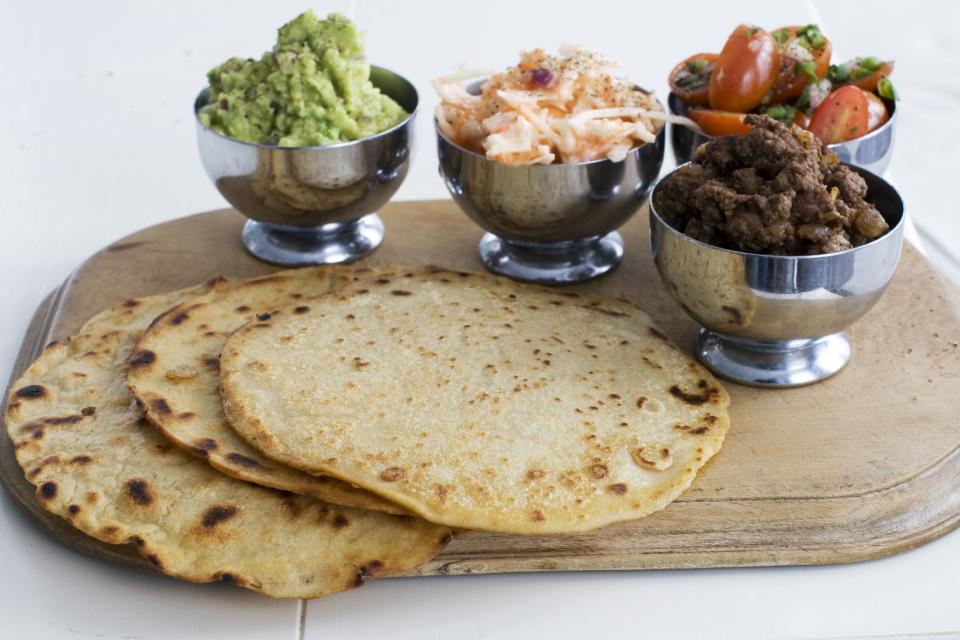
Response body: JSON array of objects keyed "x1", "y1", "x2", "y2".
[{"x1": 2, "y1": 1, "x2": 958, "y2": 638}]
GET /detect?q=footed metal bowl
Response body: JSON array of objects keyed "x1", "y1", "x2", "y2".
[
  {"x1": 668, "y1": 92, "x2": 898, "y2": 176},
  {"x1": 194, "y1": 66, "x2": 418, "y2": 266},
  {"x1": 650, "y1": 163, "x2": 905, "y2": 387},
  {"x1": 436, "y1": 119, "x2": 665, "y2": 284}
]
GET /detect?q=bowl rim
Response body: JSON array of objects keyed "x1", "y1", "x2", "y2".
[
  {"x1": 649, "y1": 161, "x2": 905, "y2": 261},
  {"x1": 666, "y1": 91, "x2": 898, "y2": 149},
  {"x1": 193, "y1": 64, "x2": 419, "y2": 151}
]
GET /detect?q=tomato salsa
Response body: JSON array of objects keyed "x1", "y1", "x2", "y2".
[{"x1": 668, "y1": 23, "x2": 896, "y2": 145}]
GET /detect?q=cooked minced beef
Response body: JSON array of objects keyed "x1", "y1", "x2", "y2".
[{"x1": 654, "y1": 114, "x2": 889, "y2": 255}]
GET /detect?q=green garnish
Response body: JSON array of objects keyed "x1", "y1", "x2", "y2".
[
  {"x1": 773, "y1": 28, "x2": 791, "y2": 44},
  {"x1": 798, "y1": 24, "x2": 826, "y2": 49},
  {"x1": 877, "y1": 76, "x2": 898, "y2": 100},
  {"x1": 687, "y1": 59, "x2": 708, "y2": 74},
  {"x1": 795, "y1": 85, "x2": 813, "y2": 114},
  {"x1": 763, "y1": 104, "x2": 797, "y2": 125},
  {"x1": 859, "y1": 56, "x2": 881, "y2": 71},
  {"x1": 744, "y1": 26, "x2": 762, "y2": 37},
  {"x1": 796, "y1": 60, "x2": 818, "y2": 83},
  {"x1": 827, "y1": 64, "x2": 851, "y2": 84},
  {"x1": 796, "y1": 38, "x2": 813, "y2": 52}
]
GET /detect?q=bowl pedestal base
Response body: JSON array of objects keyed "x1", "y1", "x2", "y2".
[
  {"x1": 696, "y1": 329, "x2": 851, "y2": 388},
  {"x1": 478, "y1": 232, "x2": 623, "y2": 285},
  {"x1": 241, "y1": 214, "x2": 384, "y2": 266}
]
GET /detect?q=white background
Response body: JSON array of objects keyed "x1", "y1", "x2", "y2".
[{"x1": 1, "y1": 1, "x2": 958, "y2": 638}]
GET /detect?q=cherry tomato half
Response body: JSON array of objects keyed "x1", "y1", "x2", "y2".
[
  {"x1": 765, "y1": 25, "x2": 832, "y2": 105},
  {"x1": 865, "y1": 92, "x2": 890, "y2": 133},
  {"x1": 709, "y1": 24, "x2": 781, "y2": 112},
  {"x1": 669, "y1": 53, "x2": 719, "y2": 106},
  {"x1": 807, "y1": 85, "x2": 870, "y2": 144},
  {"x1": 688, "y1": 107, "x2": 751, "y2": 136}
]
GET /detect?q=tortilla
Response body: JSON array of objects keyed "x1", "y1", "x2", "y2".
[
  {"x1": 3, "y1": 284, "x2": 452, "y2": 598},
  {"x1": 126, "y1": 266, "x2": 406, "y2": 515},
  {"x1": 220, "y1": 267, "x2": 731, "y2": 534}
]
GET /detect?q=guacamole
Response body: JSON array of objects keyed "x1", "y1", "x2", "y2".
[{"x1": 199, "y1": 11, "x2": 407, "y2": 147}]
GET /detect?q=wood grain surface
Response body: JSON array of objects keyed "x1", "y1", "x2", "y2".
[{"x1": 3, "y1": 202, "x2": 960, "y2": 578}]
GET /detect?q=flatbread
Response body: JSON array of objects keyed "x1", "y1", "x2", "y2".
[
  {"x1": 220, "y1": 267, "x2": 731, "y2": 534},
  {"x1": 3, "y1": 285, "x2": 452, "y2": 598},
  {"x1": 126, "y1": 266, "x2": 406, "y2": 515}
]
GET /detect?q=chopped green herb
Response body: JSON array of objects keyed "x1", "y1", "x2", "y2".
[
  {"x1": 798, "y1": 24, "x2": 826, "y2": 49},
  {"x1": 796, "y1": 38, "x2": 813, "y2": 51},
  {"x1": 678, "y1": 74, "x2": 707, "y2": 89},
  {"x1": 795, "y1": 85, "x2": 813, "y2": 114},
  {"x1": 877, "y1": 76, "x2": 898, "y2": 100},
  {"x1": 827, "y1": 64, "x2": 851, "y2": 84},
  {"x1": 687, "y1": 59, "x2": 708, "y2": 74},
  {"x1": 762, "y1": 104, "x2": 797, "y2": 125},
  {"x1": 859, "y1": 56, "x2": 881, "y2": 72},
  {"x1": 744, "y1": 26, "x2": 761, "y2": 37},
  {"x1": 773, "y1": 28, "x2": 791, "y2": 44},
  {"x1": 796, "y1": 60, "x2": 818, "y2": 83}
]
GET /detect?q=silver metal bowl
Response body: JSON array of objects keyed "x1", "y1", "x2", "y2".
[
  {"x1": 194, "y1": 66, "x2": 418, "y2": 266},
  {"x1": 436, "y1": 118, "x2": 665, "y2": 284},
  {"x1": 668, "y1": 92, "x2": 898, "y2": 176},
  {"x1": 650, "y1": 163, "x2": 905, "y2": 387}
]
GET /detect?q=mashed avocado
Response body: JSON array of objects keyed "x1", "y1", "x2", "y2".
[{"x1": 199, "y1": 11, "x2": 407, "y2": 146}]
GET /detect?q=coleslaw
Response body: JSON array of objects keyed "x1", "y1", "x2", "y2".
[{"x1": 435, "y1": 47, "x2": 677, "y2": 165}]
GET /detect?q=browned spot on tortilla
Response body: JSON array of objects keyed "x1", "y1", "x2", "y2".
[
  {"x1": 294, "y1": 306, "x2": 310, "y2": 314},
  {"x1": 39, "y1": 481, "x2": 57, "y2": 500},
  {"x1": 607, "y1": 483, "x2": 628, "y2": 495},
  {"x1": 194, "y1": 438, "x2": 218, "y2": 453},
  {"x1": 669, "y1": 384, "x2": 721, "y2": 405},
  {"x1": 360, "y1": 560, "x2": 386, "y2": 579},
  {"x1": 16, "y1": 384, "x2": 46, "y2": 398},
  {"x1": 235, "y1": 305, "x2": 250, "y2": 312},
  {"x1": 333, "y1": 514, "x2": 349, "y2": 529},
  {"x1": 435, "y1": 484, "x2": 448, "y2": 502},
  {"x1": 226, "y1": 452, "x2": 263, "y2": 468},
  {"x1": 127, "y1": 350, "x2": 156, "y2": 368},
  {"x1": 122, "y1": 298, "x2": 140, "y2": 308},
  {"x1": 636, "y1": 396, "x2": 647, "y2": 409},
  {"x1": 588, "y1": 464, "x2": 609, "y2": 479},
  {"x1": 202, "y1": 505, "x2": 239, "y2": 528},
  {"x1": 203, "y1": 356, "x2": 220, "y2": 369},
  {"x1": 648, "y1": 327, "x2": 670, "y2": 342},
  {"x1": 146, "y1": 554, "x2": 163, "y2": 569},
  {"x1": 391, "y1": 290, "x2": 412, "y2": 296},
  {"x1": 169, "y1": 311, "x2": 190, "y2": 325},
  {"x1": 675, "y1": 424, "x2": 709, "y2": 435},
  {"x1": 44, "y1": 414, "x2": 83, "y2": 425},
  {"x1": 149, "y1": 398, "x2": 172, "y2": 414},
  {"x1": 526, "y1": 469, "x2": 546, "y2": 480},
  {"x1": 532, "y1": 510, "x2": 546, "y2": 522},
  {"x1": 81, "y1": 406, "x2": 96, "y2": 416},
  {"x1": 125, "y1": 479, "x2": 153, "y2": 505},
  {"x1": 71, "y1": 455, "x2": 93, "y2": 465},
  {"x1": 380, "y1": 467, "x2": 405, "y2": 482},
  {"x1": 67, "y1": 504, "x2": 80, "y2": 515}
]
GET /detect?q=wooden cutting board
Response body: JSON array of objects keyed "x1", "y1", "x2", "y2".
[{"x1": 3, "y1": 202, "x2": 960, "y2": 578}]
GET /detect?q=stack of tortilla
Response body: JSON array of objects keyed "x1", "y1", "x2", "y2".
[{"x1": 4, "y1": 265, "x2": 730, "y2": 599}]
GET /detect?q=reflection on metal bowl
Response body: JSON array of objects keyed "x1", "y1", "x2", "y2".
[
  {"x1": 668, "y1": 92, "x2": 897, "y2": 176},
  {"x1": 650, "y1": 164, "x2": 905, "y2": 387},
  {"x1": 437, "y1": 123, "x2": 665, "y2": 284},
  {"x1": 194, "y1": 66, "x2": 418, "y2": 266}
]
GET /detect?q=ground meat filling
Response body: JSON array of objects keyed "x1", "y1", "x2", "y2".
[{"x1": 654, "y1": 115, "x2": 889, "y2": 255}]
